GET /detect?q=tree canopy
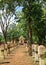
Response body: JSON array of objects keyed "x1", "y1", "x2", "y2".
[{"x1": 0, "y1": 0, "x2": 46, "y2": 45}]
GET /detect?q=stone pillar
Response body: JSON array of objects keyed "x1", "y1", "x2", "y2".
[
  {"x1": 32, "y1": 44, "x2": 35, "y2": 58},
  {"x1": 38, "y1": 45, "x2": 45, "y2": 65},
  {"x1": 34, "y1": 44, "x2": 39, "y2": 61}
]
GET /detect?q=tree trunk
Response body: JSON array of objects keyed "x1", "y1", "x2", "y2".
[
  {"x1": 26, "y1": 0, "x2": 33, "y2": 55},
  {"x1": 3, "y1": 32, "x2": 10, "y2": 57},
  {"x1": 27, "y1": 0, "x2": 33, "y2": 45},
  {"x1": 27, "y1": 21, "x2": 32, "y2": 55}
]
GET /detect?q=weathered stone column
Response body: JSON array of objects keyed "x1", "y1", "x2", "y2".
[{"x1": 38, "y1": 45, "x2": 45, "y2": 65}]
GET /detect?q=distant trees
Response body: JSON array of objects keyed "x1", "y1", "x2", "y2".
[
  {"x1": 7, "y1": 20, "x2": 27, "y2": 42},
  {"x1": 7, "y1": 23, "x2": 19, "y2": 42}
]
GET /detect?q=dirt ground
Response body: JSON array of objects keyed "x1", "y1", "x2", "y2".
[{"x1": 0, "y1": 45, "x2": 36, "y2": 65}]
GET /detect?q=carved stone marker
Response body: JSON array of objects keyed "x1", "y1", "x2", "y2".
[{"x1": 32, "y1": 44, "x2": 35, "y2": 58}]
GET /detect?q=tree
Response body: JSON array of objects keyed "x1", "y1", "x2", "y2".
[
  {"x1": 30, "y1": 2, "x2": 46, "y2": 45},
  {"x1": 0, "y1": 9, "x2": 15, "y2": 49},
  {"x1": 14, "y1": 0, "x2": 43, "y2": 49},
  {"x1": 0, "y1": 32, "x2": 4, "y2": 42},
  {"x1": 7, "y1": 11, "x2": 28, "y2": 42},
  {"x1": 0, "y1": 0, "x2": 46, "y2": 53},
  {"x1": 16, "y1": 0, "x2": 45, "y2": 55},
  {"x1": 0, "y1": 0, "x2": 22, "y2": 14}
]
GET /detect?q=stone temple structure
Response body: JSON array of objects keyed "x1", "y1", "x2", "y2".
[{"x1": 19, "y1": 36, "x2": 25, "y2": 45}]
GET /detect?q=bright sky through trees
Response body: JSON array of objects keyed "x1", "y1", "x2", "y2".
[
  {"x1": 0, "y1": 6, "x2": 22, "y2": 32},
  {"x1": 16, "y1": 6, "x2": 23, "y2": 12}
]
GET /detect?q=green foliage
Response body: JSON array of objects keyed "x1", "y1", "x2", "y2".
[
  {"x1": 21, "y1": 0, "x2": 44, "y2": 44},
  {"x1": 32, "y1": 14, "x2": 46, "y2": 44},
  {"x1": 7, "y1": 12, "x2": 28, "y2": 41},
  {"x1": 0, "y1": 0, "x2": 23, "y2": 14},
  {"x1": 7, "y1": 23, "x2": 20, "y2": 41},
  {"x1": 0, "y1": 0, "x2": 46, "y2": 45},
  {"x1": 16, "y1": 19, "x2": 28, "y2": 39},
  {"x1": 0, "y1": 33, "x2": 4, "y2": 42}
]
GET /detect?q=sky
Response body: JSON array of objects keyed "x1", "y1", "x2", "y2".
[{"x1": 16, "y1": 6, "x2": 23, "y2": 12}]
